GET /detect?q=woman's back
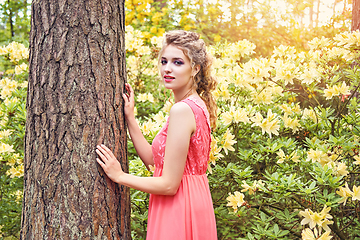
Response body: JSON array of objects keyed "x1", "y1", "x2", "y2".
[{"x1": 147, "y1": 96, "x2": 217, "y2": 240}]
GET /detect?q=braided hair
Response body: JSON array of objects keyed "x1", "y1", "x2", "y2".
[{"x1": 158, "y1": 30, "x2": 218, "y2": 129}]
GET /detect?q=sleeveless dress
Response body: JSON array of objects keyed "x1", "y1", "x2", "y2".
[{"x1": 146, "y1": 96, "x2": 218, "y2": 240}]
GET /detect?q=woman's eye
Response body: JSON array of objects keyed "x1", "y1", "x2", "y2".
[
  {"x1": 174, "y1": 60, "x2": 184, "y2": 65},
  {"x1": 161, "y1": 60, "x2": 167, "y2": 65}
]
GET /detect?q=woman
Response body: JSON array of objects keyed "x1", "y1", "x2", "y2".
[{"x1": 96, "y1": 30, "x2": 218, "y2": 239}]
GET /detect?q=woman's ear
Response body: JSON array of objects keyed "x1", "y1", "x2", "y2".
[{"x1": 193, "y1": 65, "x2": 201, "y2": 76}]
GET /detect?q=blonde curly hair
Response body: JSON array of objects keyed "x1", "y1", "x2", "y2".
[{"x1": 158, "y1": 30, "x2": 218, "y2": 129}]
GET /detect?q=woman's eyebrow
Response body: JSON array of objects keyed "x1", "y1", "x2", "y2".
[{"x1": 161, "y1": 57, "x2": 184, "y2": 60}]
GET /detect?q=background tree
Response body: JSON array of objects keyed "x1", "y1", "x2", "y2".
[
  {"x1": 0, "y1": 0, "x2": 30, "y2": 43},
  {"x1": 352, "y1": 0, "x2": 360, "y2": 30},
  {"x1": 20, "y1": 0, "x2": 130, "y2": 239}
]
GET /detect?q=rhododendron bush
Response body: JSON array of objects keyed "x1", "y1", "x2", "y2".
[
  {"x1": 0, "y1": 42, "x2": 28, "y2": 238},
  {"x1": 125, "y1": 27, "x2": 360, "y2": 239},
  {"x1": 1, "y1": 29, "x2": 360, "y2": 239}
]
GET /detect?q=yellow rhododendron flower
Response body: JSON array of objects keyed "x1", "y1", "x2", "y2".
[
  {"x1": 336, "y1": 82, "x2": 351, "y2": 96},
  {"x1": 140, "y1": 120, "x2": 158, "y2": 135},
  {"x1": 0, "y1": 46, "x2": 8, "y2": 55},
  {"x1": 303, "y1": 108, "x2": 317, "y2": 123},
  {"x1": 257, "y1": 110, "x2": 280, "y2": 138},
  {"x1": 4, "y1": 42, "x2": 29, "y2": 62},
  {"x1": 336, "y1": 182, "x2": 352, "y2": 205},
  {"x1": 351, "y1": 185, "x2": 360, "y2": 201},
  {"x1": 15, "y1": 62, "x2": 28, "y2": 75},
  {"x1": 221, "y1": 112, "x2": 233, "y2": 125},
  {"x1": 333, "y1": 162, "x2": 349, "y2": 177},
  {"x1": 208, "y1": 136, "x2": 223, "y2": 173},
  {"x1": 226, "y1": 191, "x2": 245, "y2": 212},
  {"x1": 150, "y1": 36, "x2": 164, "y2": 48},
  {"x1": 334, "y1": 30, "x2": 360, "y2": 49},
  {"x1": 299, "y1": 205, "x2": 333, "y2": 231},
  {"x1": 7, "y1": 164, "x2": 24, "y2": 178},
  {"x1": 299, "y1": 208, "x2": 314, "y2": 226},
  {"x1": 299, "y1": 67, "x2": 321, "y2": 84},
  {"x1": 250, "y1": 112, "x2": 263, "y2": 127},
  {"x1": 273, "y1": 60, "x2": 299, "y2": 85},
  {"x1": 317, "y1": 231, "x2": 333, "y2": 240},
  {"x1": 153, "y1": 111, "x2": 167, "y2": 125},
  {"x1": 151, "y1": 12, "x2": 163, "y2": 24},
  {"x1": 282, "y1": 114, "x2": 301, "y2": 133},
  {"x1": 251, "y1": 90, "x2": 273, "y2": 105},
  {"x1": 242, "y1": 58, "x2": 271, "y2": 84},
  {"x1": 221, "y1": 129, "x2": 237, "y2": 155},
  {"x1": 0, "y1": 143, "x2": 15, "y2": 154},
  {"x1": 280, "y1": 104, "x2": 293, "y2": 115},
  {"x1": 324, "y1": 85, "x2": 337, "y2": 99},
  {"x1": 324, "y1": 82, "x2": 350, "y2": 99},
  {"x1": 318, "y1": 205, "x2": 333, "y2": 232},
  {"x1": 276, "y1": 149, "x2": 300, "y2": 163},
  {"x1": 259, "y1": 118, "x2": 280, "y2": 138},
  {"x1": 301, "y1": 228, "x2": 316, "y2": 240},
  {"x1": 274, "y1": 45, "x2": 297, "y2": 58},
  {"x1": 354, "y1": 155, "x2": 360, "y2": 165},
  {"x1": 241, "y1": 180, "x2": 264, "y2": 195},
  {"x1": 301, "y1": 228, "x2": 333, "y2": 240},
  {"x1": 162, "y1": 100, "x2": 173, "y2": 113},
  {"x1": 222, "y1": 107, "x2": 250, "y2": 125},
  {"x1": 290, "y1": 151, "x2": 300, "y2": 163},
  {"x1": 308, "y1": 36, "x2": 332, "y2": 50},
  {"x1": 276, "y1": 149, "x2": 286, "y2": 163},
  {"x1": 0, "y1": 130, "x2": 12, "y2": 140},
  {"x1": 292, "y1": 103, "x2": 301, "y2": 114},
  {"x1": 307, "y1": 149, "x2": 331, "y2": 166},
  {"x1": 137, "y1": 93, "x2": 154, "y2": 103},
  {"x1": 233, "y1": 108, "x2": 250, "y2": 124},
  {"x1": 136, "y1": 45, "x2": 151, "y2": 56}
]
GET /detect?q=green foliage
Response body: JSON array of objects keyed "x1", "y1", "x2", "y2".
[
  {"x1": 0, "y1": 1, "x2": 359, "y2": 239},
  {"x1": 0, "y1": 0, "x2": 30, "y2": 43},
  {"x1": 0, "y1": 43, "x2": 28, "y2": 239},
  {"x1": 125, "y1": 27, "x2": 360, "y2": 239}
]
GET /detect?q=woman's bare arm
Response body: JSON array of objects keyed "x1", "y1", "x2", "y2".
[
  {"x1": 123, "y1": 83, "x2": 154, "y2": 168},
  {"x1": 96, "y1": 101, "x2": 195, "y2": 195}
]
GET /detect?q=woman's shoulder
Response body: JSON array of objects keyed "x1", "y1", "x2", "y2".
[{"x1": 168, "y1": 101, "x2": 194, "y2": 122}]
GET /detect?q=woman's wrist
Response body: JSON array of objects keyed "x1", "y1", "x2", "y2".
[
  {"x1": 116, "y1": 171, "x2": 126, "y2": 185},
  {"x1": 125, "y1": 114, "x2": 137, "y2": 124}
]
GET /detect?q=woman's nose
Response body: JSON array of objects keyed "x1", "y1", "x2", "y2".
[{"x1": 164, "y1": 63, "x2": 171, "y2": 73}]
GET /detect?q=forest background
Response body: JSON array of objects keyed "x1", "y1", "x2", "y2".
[{"x1": 0, "y1": 0, "x2": 360, "y2": 239}]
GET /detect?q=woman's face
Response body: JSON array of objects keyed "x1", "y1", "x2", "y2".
[{"x1": 160, "y1": 44, "x2": 194, "y2": 93}]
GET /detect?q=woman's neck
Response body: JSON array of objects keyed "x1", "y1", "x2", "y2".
[{"x1": 173, "y1": 88, "x2": 195, "y2": 102}]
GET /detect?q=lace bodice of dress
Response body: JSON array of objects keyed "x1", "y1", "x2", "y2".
[{"x1": 151, "y1": 96, "x2": 211, "y2": 176}]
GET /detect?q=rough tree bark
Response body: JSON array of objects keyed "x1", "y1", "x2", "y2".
[
  {"x1": 20, "y1": 0, "x2": 130, "y2": 239},
  {"x1": 352, "y1": 0, "x2": 360, "y2": 30}
]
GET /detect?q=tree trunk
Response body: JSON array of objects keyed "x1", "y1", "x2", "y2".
[
  {"x1": 21, "y1": 0, "x2": 130, "y2": 239},
  {"x1": 315, "y1": 0, "x2": 320, "y2": 28},
  {"x1": 8, "y1": 0, "x2": 14, "y2": 37},
  {"x1": 309, "y1": 0, "x2": 313, "y2": 29},
  {"x1": 352, "y1": 0, "x2": 360, "y2": 30}
]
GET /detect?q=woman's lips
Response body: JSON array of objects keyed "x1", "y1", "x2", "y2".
[{"x1": 164, "y1": 75, "x2": 175, "y2": 82}]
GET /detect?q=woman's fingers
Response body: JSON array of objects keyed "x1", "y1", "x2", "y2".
[
  {"x1": 96, "y1": 144, "x2": 118, "y2": 164},
  {"x1": 128, "y1": 84, "x2": 134, "y2": 99},
  {"x1": 100, "y1": 144, "x2": 117, "y2": 160},
  {"x1": 97, "y1": 145, "x2": 109, "y2": 161}
]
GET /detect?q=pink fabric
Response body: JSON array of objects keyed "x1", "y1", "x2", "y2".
[{"x1": 146, "y1": 97, "x2": 217, "y2": 240}]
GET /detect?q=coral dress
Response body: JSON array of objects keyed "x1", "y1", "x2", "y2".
[{"x1": 146, "y1": 96, "x2": 217, "y2": 240}]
